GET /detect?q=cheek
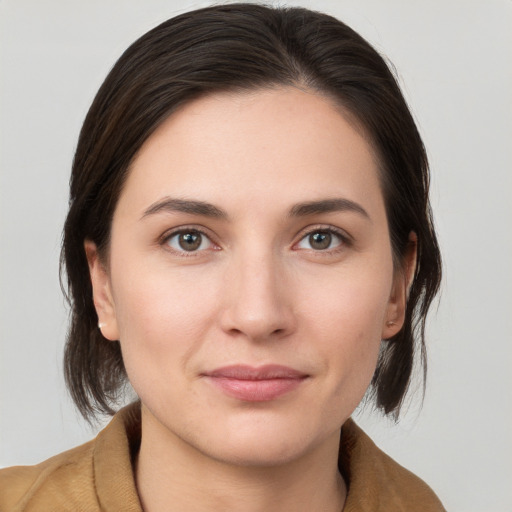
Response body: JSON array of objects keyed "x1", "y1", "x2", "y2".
[
  {"x1": 109, "y1": 265, "x2": 222, "y2": 385},
  {"x1": 295, "y1": 261, "x2": 392, "y2": 399},
  {"x1": 299, "y1": 263, "x2": 392, "y2": 342}
]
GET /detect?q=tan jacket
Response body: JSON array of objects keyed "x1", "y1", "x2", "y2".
[{"x1": 0, "y1": 404, "x2": 446, "y2": 511}]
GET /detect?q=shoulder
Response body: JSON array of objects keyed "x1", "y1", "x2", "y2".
[
  {"x1": 0, "y1": 404, "x2": 142, "y2": 512},
  {"x1": 0, "y1": 440, "x2": 98, "y2": 511},
  {"x1": 341, "y1": 419, "x2": 447, "y2": 512}
]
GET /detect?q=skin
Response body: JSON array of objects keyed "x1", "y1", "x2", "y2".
[{"x1": 86, "y1": 87, "x2": 415, "y2": 512}]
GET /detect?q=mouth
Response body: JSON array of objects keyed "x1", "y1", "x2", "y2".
[{"x1": 202, "y1": 364, "x2": 309, "y2": 402}]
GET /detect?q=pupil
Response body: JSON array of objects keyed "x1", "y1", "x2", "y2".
[
  {"x1": 310, "y1": 232, "x2": 331, "y2": 250},
  {"x1": 179, "y1": 232, "x2": 201, "y2": 251}
]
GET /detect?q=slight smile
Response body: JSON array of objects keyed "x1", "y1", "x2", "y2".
[{"x1": 202, "y1": 365, "x2": 310, "y2": 402}]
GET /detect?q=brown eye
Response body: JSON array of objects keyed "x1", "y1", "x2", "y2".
[
  {"x1": 179, "y1": 232, "x2": 202, "y2": 251},
  {"x1": 166, "y1": 230, "x2": 213, "y2": 253},
  {"x1": 308, "y1": 231, "x2": 332, "y2": 250},
  {"x1": 296, "y1": 229, "x2": 345, "y2": 251}
]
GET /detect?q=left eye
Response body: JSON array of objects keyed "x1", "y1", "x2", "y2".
[
  {"x1": 165, "y1": 230, "x2": 214, "y2": 252},
  {"x1": 296, "y1": 230, "x2": 344, "y2": 251}
]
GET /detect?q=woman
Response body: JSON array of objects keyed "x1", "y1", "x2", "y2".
[{"x1": 0, "y1": 3, "x2": 444, "y2": 511}]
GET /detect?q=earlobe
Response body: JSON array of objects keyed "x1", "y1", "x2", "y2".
[
  {"x1": 382, "y1": 232, "x2": 418, "y2": 339},
  {"x1": 84, "y1": 240, "x2": 119, "y2": 341}
]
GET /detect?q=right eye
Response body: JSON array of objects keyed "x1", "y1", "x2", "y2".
[{"x1": 165, "y1": 229, "x2": 215, "y2": 254}]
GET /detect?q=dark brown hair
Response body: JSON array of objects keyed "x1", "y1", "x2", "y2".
[{"x1": 62, "y1": 3, "x2": 441, "y2": 421}]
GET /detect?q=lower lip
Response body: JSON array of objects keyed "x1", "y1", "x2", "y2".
[{"x1": 206, "y1": 376, "x2": 305, "y2": 402}]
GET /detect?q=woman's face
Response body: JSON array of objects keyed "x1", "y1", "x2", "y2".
[{"x1": 88, "y1": 87, "x2": 409, "y2": 466}]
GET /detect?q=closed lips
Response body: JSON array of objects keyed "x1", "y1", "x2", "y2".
[
  {"x1": 203, "y1": 365, "x2": 309, "y2": 402},
  {"x1": 204, "y1": 364, "x2": 308, "y2": 380}
]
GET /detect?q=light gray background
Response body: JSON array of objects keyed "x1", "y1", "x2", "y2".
[{"x1": 1, "y1": 1, "x2": 511, "y2": 510}]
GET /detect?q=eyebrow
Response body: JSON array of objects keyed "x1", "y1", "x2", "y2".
[
  {"x1": 141, "y1": 196, "x2": 370, "y2": 221},
  {"x1": 289, "y1": 198, "x2": 370, "y2": 220},
  {"x1": 142, "y1": 198, "x2": 228, "y2": 219}
]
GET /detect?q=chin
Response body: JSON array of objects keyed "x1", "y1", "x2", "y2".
[
  {"x1": 202, "y1": 434, "x2": 311, "y2": 468},
  {"x1": 189, "y1": 414, "x2": 328, "y2": 468}
]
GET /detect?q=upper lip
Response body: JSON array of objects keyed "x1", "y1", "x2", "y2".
[{"x1": 204, "y1": 364, "x2": 308, "y2": 380}]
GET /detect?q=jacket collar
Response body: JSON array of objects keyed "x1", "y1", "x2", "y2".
[{"x1": 93, "y1": 402, "x2": 444, "y2": 511}]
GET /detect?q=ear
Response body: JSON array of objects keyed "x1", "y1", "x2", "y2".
[
  {"x1": 84, "y1": 240, "x2": 119, "y2": 341},
  {"x1": 382, "y1": 232, "x2": 418, "y2": 339}
]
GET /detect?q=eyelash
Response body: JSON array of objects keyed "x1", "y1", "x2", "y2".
[{"x1": 160, "y1": 225, "x2": 352, "y2": 257}]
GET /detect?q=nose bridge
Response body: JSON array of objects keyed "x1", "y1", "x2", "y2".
[{"x1": 221, "y1": 243, "x2": 294, "y2": 340}]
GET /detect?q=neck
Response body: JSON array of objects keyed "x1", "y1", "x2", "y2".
[{"x1": 135, "y1": 407, "x2": 346, "y2": 512}]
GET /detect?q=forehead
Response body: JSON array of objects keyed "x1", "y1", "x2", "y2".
[{"x1": 118, "y1": 86, "x2": 384, "y2": 217}]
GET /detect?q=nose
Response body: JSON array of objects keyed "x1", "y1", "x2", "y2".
[{"x1": 219, "y1": 249, "x2": 296, "y2": 342}]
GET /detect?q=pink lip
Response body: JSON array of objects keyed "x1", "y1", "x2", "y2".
[{"x1": 203, "y1": 365, "x2": 308, "y2": 402}]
